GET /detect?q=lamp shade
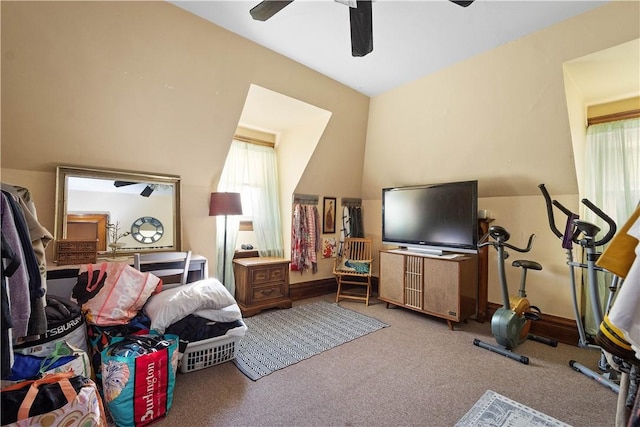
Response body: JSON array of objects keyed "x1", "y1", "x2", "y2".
[{"x1": 209, "y1": 192, "x2": 243, "y2": 216}]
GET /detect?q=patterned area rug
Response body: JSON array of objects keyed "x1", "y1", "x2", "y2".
[
  {"x1": 233, "y1": 301, "x2": 389, "y2": 381},
  {"x1": 456, "y1": 390, "x2": 571, "y2": 427}
]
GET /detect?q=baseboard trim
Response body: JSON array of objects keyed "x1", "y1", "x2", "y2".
[
  {"x1": 290, "y1": 277, "x2": 379, "y2": 301},
  {"x1": 486, "y1": 302, "x2": 580, "y2": 347},
  {"x1": 290, "y1": 278, "x2": 336, "y2": 301}
]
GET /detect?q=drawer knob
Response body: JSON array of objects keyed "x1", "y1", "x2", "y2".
[{"x1": 261, "y1": 289, "x2": 274, "y2": 296}]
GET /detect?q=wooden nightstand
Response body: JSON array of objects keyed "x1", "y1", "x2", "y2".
[{"x1": 232, "y1": 257, "x2": 292, "y2": 317}]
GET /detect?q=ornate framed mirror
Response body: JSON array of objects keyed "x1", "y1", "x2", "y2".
[{"x1": 55, "y1": 166, "x2": 181, "y2": 259}]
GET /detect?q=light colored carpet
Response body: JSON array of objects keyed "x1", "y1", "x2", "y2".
[
  {"x1": 156, "y1": 295, "x2": 618, "y2": 426},
  {"x1": 233, "y1": 301, "x2": 389, "y2": 380},
  {"x1": 456, "y1": 390, "x2": 572, "y2": 427}
]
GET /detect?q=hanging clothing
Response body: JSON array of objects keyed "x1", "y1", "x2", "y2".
[
  {"x1": 2, "y1": 233, "x2": 20, "y2": 377},
  {"x1": 308, "y1": 205, "x2": 320, "y2": 273},
  {"x1": 2, "y1": 183, "x2": 53, "y2": 295},
  {"x1": 338, "y1": 204, "x2": 365, "y2": 255},
  {"x1": 339, "y1": 206, "x2": 351, "y2": 257},
  {"x1": 290, "y1": 203, "x2": 319, "y2": 273},
  {"x1": 1, "y1": 190, "x2": 48, "y2": 339},
  {"x1": 1, "y1": 192, "x2": 32, "y2": 339},
  {"x1": 350, "y1": 205, "x2": 364, "y2": 238},
  {"x1": 291, "y1": 204, "x2": 305, "y2": 272}
]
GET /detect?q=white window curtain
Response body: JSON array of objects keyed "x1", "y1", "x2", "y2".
[
  {"x1": 216, "y1": 140, "x2": 284, "y2": 293},
  {"x1": 582, "y1": 117, "x2": 640, "y2": 334}
]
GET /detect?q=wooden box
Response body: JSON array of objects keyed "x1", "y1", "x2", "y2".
[{"x1": 56, "y1": 239, "x2": 98, "y2": 265}]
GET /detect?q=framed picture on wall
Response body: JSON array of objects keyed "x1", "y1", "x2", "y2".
[
  {"x1": 323, "y1": 237, "x2": 337, "y2": 258},
  {"x1": 323, "y1": 197, "x2": 336, "y2": 234}
]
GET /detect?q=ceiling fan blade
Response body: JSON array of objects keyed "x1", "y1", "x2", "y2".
[
  {"x1": 349, "y1": 0, "x2": 373, "y2": 57},
  {"x1": 250, "y1": 1, "x2": 294, "y2": 21},
  {"x1": 113, "y1": 181, "x2": 136, "y2": 187},
  {"x1": 449, "y1": 0, "x2": 474, "y2": 7}
]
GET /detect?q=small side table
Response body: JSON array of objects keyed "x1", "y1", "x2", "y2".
[{"x1": 232, "y1": 257, "x2": 292, "y2": 317}]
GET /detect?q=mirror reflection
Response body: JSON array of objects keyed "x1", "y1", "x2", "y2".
[
  {"x1": 131, "y1": 216, "x2": 164, "y2": 243},
  {"x1": 55, "y1": 166, "x2": 181, "y2": 259}
]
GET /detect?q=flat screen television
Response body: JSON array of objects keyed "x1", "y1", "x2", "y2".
[{"x1": 382, "y1": 180, "x2": 478, "y2": 255}]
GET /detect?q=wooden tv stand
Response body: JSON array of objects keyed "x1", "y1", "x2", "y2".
[{"x1": 378, "y1": 249, "x2": 478, "y2": 330}]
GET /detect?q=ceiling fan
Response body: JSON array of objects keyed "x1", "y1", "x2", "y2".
[
  {"x1": 113, "y1": 181, "x2": 157, "y2": 197},
  {"x1": 249, "y1": 0, "x2": 474, "y2": 57}
]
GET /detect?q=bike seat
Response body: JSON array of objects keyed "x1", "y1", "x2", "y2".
[
  {"x1": 489, "y1": 225, "x2": 510, "y2": 241},
  {"x1": 512, "y1": 260, "x2": 542, "y2": 271}
]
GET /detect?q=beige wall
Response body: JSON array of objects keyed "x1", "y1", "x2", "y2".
[
  {"x1": 362, "y1": 1, "x2": 639, "y2": 319},
  {"x1": 2, "y1": 1, "x2": 638, "y2": 320},
  {"x1": 0, "y1": 1, "x2": 369, "y2": 283}
]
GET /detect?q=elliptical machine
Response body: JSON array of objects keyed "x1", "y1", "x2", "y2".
[
  {"x1": 539, "y1": 184, "x2": 620, "y2": 393},
  {"x1": 473, "y1": 225, "x2": 558, "y2": 364}
]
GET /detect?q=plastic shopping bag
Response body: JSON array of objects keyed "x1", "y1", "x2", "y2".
[{"x1": 101, "y1": 334, "x2": 179, "y2": 427}]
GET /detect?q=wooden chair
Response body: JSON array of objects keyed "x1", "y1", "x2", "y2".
[
  {"x1": 133, "y1": 251, "x2": 192, "y2": 290},
  {"x1": 333, "y1": 238, "x2": 373, "y2": 305}
]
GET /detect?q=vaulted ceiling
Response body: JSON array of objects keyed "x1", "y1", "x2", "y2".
[{"x1": 170, "y1": 0, "x2": 610, "y2": 97}]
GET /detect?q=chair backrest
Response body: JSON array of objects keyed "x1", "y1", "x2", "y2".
[
  {"x1": 133, "y1": 251, "x2": 192, "y2": 290},
  {"x1": 343, "y1": 238, "x2": 373, "y2": 262}
]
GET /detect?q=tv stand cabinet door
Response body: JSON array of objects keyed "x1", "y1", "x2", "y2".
[
  {"x1": 379, "y1": 251, "x2": 404, "y2": 305},
  {"x1": 422, "y1": 256, "x2": 477, "y2": 322},
  {"x1": 422, "y1": 258, "x2": 461, "y2": 320}
]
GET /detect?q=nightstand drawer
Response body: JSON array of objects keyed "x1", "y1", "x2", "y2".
[
  {"x1": 252, "y1": 283, "x2": 286, "y2": 302},
  {"x1": 251, "y1": 266, "x2": 286, "y2": 285}
]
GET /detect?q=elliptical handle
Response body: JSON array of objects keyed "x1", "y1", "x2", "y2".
[
  {"x1": 552, "y1": 199, "x2": 575, "y2": 217},
  {"x1": 538, "y1": 184, "x2": 563, "y2": 238},
  {"x1": 581, "y1": 198, "x2": 617, "y2": 246}
]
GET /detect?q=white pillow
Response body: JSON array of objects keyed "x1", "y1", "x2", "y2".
[
  {"x1": 143, "y1": 278, "x2": 237, "y2": 334},
  {"x1": 194, "y1": 304, "x2": 243, "y2": 323}
]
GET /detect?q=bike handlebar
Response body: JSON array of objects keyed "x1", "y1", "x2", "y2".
[
  {"x1": 478, "y1": 233, "x2": 535, "y2": 253},
  {"x1": 505, "y1": 234, "x2": 535, "y2": 253}
]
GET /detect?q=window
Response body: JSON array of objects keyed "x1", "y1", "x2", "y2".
[
  {"x1": 584, "y1": 117, "x2": 640, "y2": 226},
  {"x1": 216, "y1": 138, "x2": 284, "y2": 288},
  {"x1": 582, "y1": 116, "x2": 639, "y2": 335}
]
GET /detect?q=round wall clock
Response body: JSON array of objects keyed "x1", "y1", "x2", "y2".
[{"x1": 131, "y1": 216, "x2": 164, "y2": 244}]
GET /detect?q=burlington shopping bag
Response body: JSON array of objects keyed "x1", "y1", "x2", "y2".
[
  {"x1": 101, "y1": 334, "x2": 179, "y2": 427},
  {"x1": 0, "y1": 372, "x2": 107, "y2": 426},
  {"x1": 86, "y1": 313, "x2": 151, "y2": 389}
]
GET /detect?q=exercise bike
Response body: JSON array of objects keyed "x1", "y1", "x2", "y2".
[
  {"x1": 473, "y1": 225, "x2": 558, "y2": 364},
  {"x1": 539, "y1": 184, "x2": 621, "y2": 393}
]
